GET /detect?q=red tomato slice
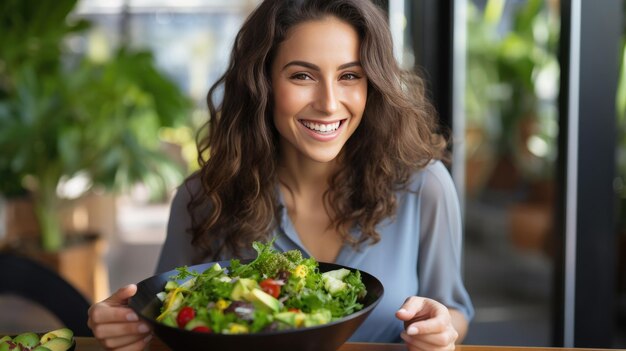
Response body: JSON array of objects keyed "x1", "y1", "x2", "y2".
[
  {"x1": 192, "y1": 326, "x2": 212, "y2": 333},
  {"x1": 176, "y1": 306, "x2": 195, "y2": 328},
  {"x1": 259, "y1": 279, "x2": 281, "y2": 298}
]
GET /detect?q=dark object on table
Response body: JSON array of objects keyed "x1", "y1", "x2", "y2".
[
  {"x1": 0, "y1": 253, "x2": 93, "y2": 336},
  {"x1": 129, "y1": 260, "x2": 384, "y2": 351}
]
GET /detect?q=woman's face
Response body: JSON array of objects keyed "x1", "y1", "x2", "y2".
[{"x1": 271, "y1": 16, "x2": 367, "y2": 165}]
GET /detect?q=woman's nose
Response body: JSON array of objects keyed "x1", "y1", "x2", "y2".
[{"x1": 313, "y1": 81, "x2": 339, "y2": 114}]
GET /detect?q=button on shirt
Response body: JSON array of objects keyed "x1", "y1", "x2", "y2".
[{"x1": 156, "y1": 160, "x2": 474, "y2": 343}]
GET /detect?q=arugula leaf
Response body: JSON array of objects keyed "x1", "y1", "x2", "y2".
[
  {"x1": 250, "y1": 310, "x2": 273, "y2": 332},
  {"x1": 170, "y1": 266, "x2": 199, "y2": 281}
]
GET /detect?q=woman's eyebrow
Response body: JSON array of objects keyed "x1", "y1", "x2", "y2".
[
  {"x1": 337, "y1": 61, "x2": 361, "y2": 70},
  {"x1": 282, "y1": 60, "x2": 362, "y2": 71}
]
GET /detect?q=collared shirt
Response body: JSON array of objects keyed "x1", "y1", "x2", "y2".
[{"x1": 156, "y1": 160, "x2": 474, "y2": 342}]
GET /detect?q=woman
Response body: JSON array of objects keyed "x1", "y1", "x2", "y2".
[{"x1": 88, "y1": 0, "x2": 474, "y2": 350}]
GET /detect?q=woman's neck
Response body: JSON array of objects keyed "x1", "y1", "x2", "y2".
[
  {"x1": 277, "y1": 152, "x2": 338, "y2": 197},
  {"x1": 277, "y1": 150, "x2": 345, "y2": 263}
]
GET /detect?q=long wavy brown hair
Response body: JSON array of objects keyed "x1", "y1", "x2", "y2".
[{"x1": 187, "y1": 0, "x2": 448, "y2": 262}]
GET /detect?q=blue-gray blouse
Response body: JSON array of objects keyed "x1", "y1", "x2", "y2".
[{"x1": 156, "y1": 161, "x2": 474, "y2": 342}]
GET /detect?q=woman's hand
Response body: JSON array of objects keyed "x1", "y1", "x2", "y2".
[
  {"x1": 395, "y1": 296, "x2": 459, "y2": 351},
  {"x1": 88, "y1": 284, "x2": 153, "y2": 351}
]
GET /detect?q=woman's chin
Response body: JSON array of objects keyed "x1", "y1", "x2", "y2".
[{"x1": 303, "y1": 149, "x2": 343, "y2": 164}]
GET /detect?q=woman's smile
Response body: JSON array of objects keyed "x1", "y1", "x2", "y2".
[{"x1": 298, "y1": 119, "x2": 346, "y2": 140}]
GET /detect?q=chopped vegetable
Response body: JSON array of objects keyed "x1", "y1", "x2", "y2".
[
  {"x1": 293, "y1": 264, "x2": 308, "y2": 278},
  {"x1": 322, "y1": 274, "x2": 347, "y2": 296},
  {"x1": 192, "y1": 326, "x2": 212, "y2": 333},
  {"x1": 156, "y1": 240, "x2": 367, "y2": 334},
  {"x1": 259, "y1": 279, "x2": 282, "y2": 298},
  {"x1": 176, "y1": 306, "x2": 195, "y2": 328}
]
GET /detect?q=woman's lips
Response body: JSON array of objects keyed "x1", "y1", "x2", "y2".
[{"x1": 298, "y1": 119, "x2": 346, "y2": 141}]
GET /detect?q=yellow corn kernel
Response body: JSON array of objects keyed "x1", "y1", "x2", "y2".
[
  {"x1": 227, "y1": 323, "x2": 249, "y2": 334},
  {"x1": 216, "y1": 299, "x2": 230, "y2": 311},
  {"x1": 293, "y1": 264, "x2": 308, "y2": 278},
  {"x1": 295, "y1": 312, "x2": 305, "y2": 327}
]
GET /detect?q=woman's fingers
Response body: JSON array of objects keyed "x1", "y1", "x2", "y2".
[
  {"x1": 404, "y1": 314, "x2": 450, "y2": 336},
  {"x1": 106, "y1": 285, "x2": 138, "y2": 306},
  {"x1": 401, "y1": 323, "x2": 458, "y2": 345},
  {"x1": 88, "y1": 285, "x2": 139, "y2": 327},
  {"x1": 91, "y1": 321, "x2": 151, "y2": 340},
  {"x1": 396, "y1": 296, "x2": 450, "y2": 333},
  {"x1": 99, "y1": 332, "x2": 151, "y2": 350},
  {"x1": 396, "y1": 296, "x2": 458, "y2": 351},
  {"x1": 89, "y1": 305, "x2": 139, "y2": 326},
  {"x1": 87, "y1": 284, "x2": 146, "y2": 351},
  {"x1": 395, "y1": 296, "x2": 427, "y2": 321}
]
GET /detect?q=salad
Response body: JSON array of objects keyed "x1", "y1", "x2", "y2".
[{"x1": 155, "y1": 240, "x2": 367, "y2": 334}]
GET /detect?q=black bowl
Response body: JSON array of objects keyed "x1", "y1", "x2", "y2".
[{"x1": 129, "y1": 260, "x2": 384, "y2": 351}]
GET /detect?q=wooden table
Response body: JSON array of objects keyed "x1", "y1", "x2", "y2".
[{"x1": 75, "y1": 337, "x2": 624, "y2": 350}]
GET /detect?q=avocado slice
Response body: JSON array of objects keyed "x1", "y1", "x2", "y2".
[
  {"x1": 179, "y1": 277, "x2": 197, "y2": 290},
  {"x1": 230, "y1": 278, "x2": 258, "y2": 301},
  {"x1": 203, "y1": 262, "x2": 223, "y2": 274},
  {"x1": 32, "y1": 346, "x2": 52, "y2": 351},
  {"x1": 40, "y1": 328, "x2": 73, "y2": 344},
  {"x1": 304, "y1": 309, "x2": 332, "y2": 327},
  {"x1": 321, "y1": 274, "x2": 347, "y2": 295},
  {"x1": 274, "y1": 311, "x2": 305, "y2": 327},
  {"x1": 41, "y1": 338, "x2": 72, "y2": 351},
  {"x1": 164, "y1": 280, "x2": 179, "y2": 291},
  {"x1": 249, "y1": 288, "x2": 282, "y2": 312},
  {"x1": 13, "y1": 332, "x2": 39, "y2": 349},
  {"x1": 40, "y1": 332, "x2": 57, "y2": 344},
  {"x1": 322, "y1": 268, "x2": 351, "y2": 280},
  {"x1": 0, "y1": 339, "x2": 13, "y2": 351},
  {"x1": 0, "y1": 336, "x2": 11, "y2": 344}
]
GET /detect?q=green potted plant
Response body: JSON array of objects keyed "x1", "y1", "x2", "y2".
[
  {"x1": 466, "y1": 0, "x2": 559, "y2": 196},
  {"x1": 465, "y1": 0, "x2": 560, "y2": 253},
  {"x1": 0, "y1": 0, "x2": 192, "y2": 253}
]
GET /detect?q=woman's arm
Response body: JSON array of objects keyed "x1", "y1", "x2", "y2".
[
  {"x1": 450, "y1": 308, "x2": 468, "y2": 343},
  {"x1": 155, "y1": 181, "x2": 196, "y2": 273},
  {"x1": 415, "y1": 162, "x2": 475, "y2": 330}
]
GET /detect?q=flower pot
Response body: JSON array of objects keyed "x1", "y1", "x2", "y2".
[
  {"x1": 508, "y1": 202, "x2": 552, "y2": 254},
  {"x1": 0, "y1": 196, "x2": 112, "y2": 303}
]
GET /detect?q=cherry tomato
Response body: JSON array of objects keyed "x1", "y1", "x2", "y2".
[
  {"x1": 288, "y1": 308, "x2": 301, "y2": 313},
  {"x1": 192, "y1": 326, "x2": 212, "y2": 333},
  {"x1": 259, "y1": 279, "x2": 281, "y2": 298},
  {"x1": 176, "y1": 306, "x2": 195, "y2": 328}
]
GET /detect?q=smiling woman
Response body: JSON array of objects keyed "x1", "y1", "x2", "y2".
[
  {"x1": 87, "y1": 1, "x2": 474, "y2": 351},
  {"x1": 270, "y1": 16, "x2": 369, "y2": 262}
]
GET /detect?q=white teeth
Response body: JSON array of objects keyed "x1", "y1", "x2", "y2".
[{"x1": 301, "y1": 121, "x2": 341, "y2": 134}]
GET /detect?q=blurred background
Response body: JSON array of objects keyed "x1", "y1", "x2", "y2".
[{"x1": 0, "y1": 0, "x2": 624, "y2": 348}]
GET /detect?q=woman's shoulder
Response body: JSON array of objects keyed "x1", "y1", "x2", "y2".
[
  {"x1": 408, "y1": 160, "x2": 456, "y2": 192},
  {"x1": 172, "y1": 173, "x2": 201, "y2": 202},
  {"x1": 399, "y1": 160, "x2": 461, "y2": 209}
]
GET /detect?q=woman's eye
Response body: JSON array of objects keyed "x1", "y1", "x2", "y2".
[
  {"x1": 341, "y1": 73, "x2": 361, "y2": 80},
  {"x1": 290, "y1": 73, "x2": 312, "y2": 80}
]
